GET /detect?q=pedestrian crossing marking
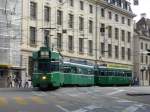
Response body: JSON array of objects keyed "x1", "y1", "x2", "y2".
[
  {"x1": 0, "y1": 97, "x2": 7, "y2": 106},
  {"x1": 13, "y1": 97, "x2": 28, "y2": 105},
  {"x1": 30, "y1": 96, "x2": 47, "y2": 104}
]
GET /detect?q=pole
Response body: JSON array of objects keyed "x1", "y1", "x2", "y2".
[
  {"x1": 95, "y1": 1, "x2": 98, "y2": 65},
  {"x1": 40, "y1": 27, "x2": 56, "y2": 49}
]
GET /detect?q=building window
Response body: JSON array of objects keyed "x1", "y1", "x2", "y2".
[
  {"x1": 79, "y1": 17, "x2": 84, "y2": 31},
  {"x1": 127, "y1": 31, "x2": 131, "y2": 43},
  {"x1": 121, "y1": 30, "x2": 125, "y2": 41},
  {"x1": 100, "y1": 23, "x2": 105, "y2": 36},
  {"x1": 128, "y1": 19, "x2": 131, "y2": 26},
  {"x1": 146, "y1": 56, "x2": 148, "y2": 64},
  {"x1": 68, "y1": 35, "x2": 74, "y2": 51},
  {"x1": 44, "y1": 30, "x2": 49, "y2": 45},
  {"x1": 57, "y1": 33, "x2": 62, "y2": 50},
  {"x1": 68, "y1": 14, "x2": 74, "y2": 28},
  {"x1": 141, "y1": 42, "x2": 143, "y2": 49},
  {"x1": 89, "y1": 20, "x2": 93, "y2": 33},
  {"x1": 108, "y1": 11, "x2": 112, "y2": 19},
  {"x1": 145, "y1": 43, "x2": 148, "y2": 50},
  {"x1": 58, "y1": 0, "x2": 63, "y2": 3},
  {"x1": 101, "y1": 8, "x2": 105, "y2": 17},
  {"x1": 115, "y1": 45, "x2": 119, "y2": 58},
  {"x1": 108, "y1": 44, "x2": 112, "y2": 57},
  {"x1": 101, "y1": 42, "x2": 105, "y2": 57},
  {"x1": 122, "y1": 17, "x2": 125, "y2": 24},
  {"x1": 115, "y1": 14, "x2": 118, "y2": 22},
  {"x1": 89, "y1": 4, "x2": 93, "y2": 13},
  {"x1": 115, "y1": 28, "x2": 119, "y2": 40},
  {"x1": 141, "y1": 54, "x2": 143, "y2": 63},
  {"x1": 146, "y1": 71, "x2": 148, "y2": 80},
  {"x1": 28, "y1": 57, "x2": 34, "y2": 77},
  {"x1": 30, "y1": 27, "x2": 36, "y2": 45},
  {"x1": 88, "y1": 40, "x2": 93, "y2": 55},
  {"x1": 79, "y1": 38, "x2": 84, "y2": 53},
  {"x1": 121, "y1": 47, "x2": 125, "y2": 59},
  {"x1": 57, "y1": 10, "x2": 63, "y2": 25},
  {"x1": 44, "y1": 6, "x2": 50, "y2": 22},
  {"x1": 80, "y1": 1, "x2": 84, "y2": 10},
  {"x1": 127, "y1": 48, "x2": 131, "y2": 60},
  {"x1": 108, "y1": 26, "x2": 112, "y2": 38},
  {"x1": 30, "y1": 2, "x2": 37, "y2": 20},
  {"x1": 69, "y1": 0, "x2": 74, "y2": 7}
]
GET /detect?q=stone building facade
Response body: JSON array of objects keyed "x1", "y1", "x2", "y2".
[
  {"x1": 134, "y1": 17, "x2": 150, "y2": 86},
  {"x1": 21, "y1": 0, "x2": 135, "y2": 81},
  {"x1": 0, "y1": 0, "x2": 21, "y2": 87}
]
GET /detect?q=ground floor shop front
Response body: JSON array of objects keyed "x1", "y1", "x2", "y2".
[{"x1": 0, "y1": 65, "x2": 23, "y2": 88}]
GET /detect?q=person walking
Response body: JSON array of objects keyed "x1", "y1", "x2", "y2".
[
  {"x1": 24, "y1": 75, "x2": 29, "y2": 88},
  {"x1": 7, "y1": 75, "x2": 12, "y2": 88},
  {"x1": 18, "y1": 78, "x2": 22, "y2": 88},
  {"x1": 14, "y1": 77, "x2": 19, "y2": 88}
]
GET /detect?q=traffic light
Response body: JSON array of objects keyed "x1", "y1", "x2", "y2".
[{"x1": 147, "y1": 49, "x2": 150, "y2": 55}]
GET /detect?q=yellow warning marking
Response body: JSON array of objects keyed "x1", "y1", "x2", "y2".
[
  {"x1": 0, "y1": 97, "x2": 7, "y2": 106},
  {"x1": 13, "y1": 97, "x2": 28, "y2": 105},
  {"x1": 31, "y1": 96, "x2": 47, "y2": 104}
]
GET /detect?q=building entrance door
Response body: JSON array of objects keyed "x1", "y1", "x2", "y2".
[{"x1": 0, "y1": 70, "x2": 8, "y2": 87}]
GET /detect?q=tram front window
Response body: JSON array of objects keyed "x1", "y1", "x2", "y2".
[{"x1": 38, "y1": 62, "x2": 50, "y2": 72}]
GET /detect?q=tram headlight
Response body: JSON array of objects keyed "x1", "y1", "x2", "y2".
[{"x1": 42, "y1": 76, "x2": 47, "y2": 80}]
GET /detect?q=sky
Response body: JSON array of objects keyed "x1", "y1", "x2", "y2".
[{"x1": 130, "y1": 0, "x2": 150, "y2": 21}]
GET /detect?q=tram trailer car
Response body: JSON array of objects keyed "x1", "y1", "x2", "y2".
[
  {"x1": 63, "y1": 62, "x2": 94, "y2": 86},
  {"x1": 95, "y1": 67, "x2": 132, "y2": 86},
  {"x1": 32, "y1": 47, "x2": 64, "y2": 89}
]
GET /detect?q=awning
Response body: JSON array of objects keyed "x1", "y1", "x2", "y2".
[
  {"x1": 10, "y1": 66, "x2": 26, "y2": 71},
  {"x1": 0, "y1": 64, "x2": 12, "y2": 69}
]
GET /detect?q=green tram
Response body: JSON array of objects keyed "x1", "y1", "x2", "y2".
[
  {"x1": 31, "y1": 47, "x2": 132, "y2": 90},
  {"x1": 32, "y1": 47, "x2": 64, "y2": 89}
]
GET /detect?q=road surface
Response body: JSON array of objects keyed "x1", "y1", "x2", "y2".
[{"x1": 0, "y1": 86, "x2": 149, "y2": 112}]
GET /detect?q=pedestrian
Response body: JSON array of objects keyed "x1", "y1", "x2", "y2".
[
  {"x1": 8, "y1": 75, "x2": 12, "y2": 88},
  {"x1": 18, "y1": 79, "x2": 22, "y2": 88},
  {"x1": 14, "y1": 77, "x2": 19, "y2": 88},
  {"x1": 24, "y1": 75, "x2": 29, "y2": 88},
  {"x1": 7, "y1": 76, "x2": 10, "y2": 88}
]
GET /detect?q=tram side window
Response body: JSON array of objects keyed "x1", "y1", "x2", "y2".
[
  {"x1": 118, "y1": 72, "x2": 122, "y2": 76},
  {"x1": 94, "y1": 70, "x2": 98, "y2": 75},
  {"x1": 100, "y1": 71, "x2": 105, "y2": 76},
  {"x1": 88, "y1": 69, "x2": 93, "y2": 75},
  {"x1": 82, "y1": 68, "x2": 89, "y2": 74},
  {"x1": 71, "y1": 67, "x2": 78, "y2": 73},
  {"x1": 63, "y1": 67, "x2": 71, "y2": 73},
  {"x1": 108, "y1": 71, "x2": 112, "y2": 76},
  {"x1": 51, "y1": 61, "x2": 59, "y2": 71},
  {"x1": 127, "y1": 72, "x2": 131, "y2": 77},
  {"x1": 122, "y1": 72, "x2": 126, "y2": 77}
]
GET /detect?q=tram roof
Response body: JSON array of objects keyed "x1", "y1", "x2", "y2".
[
  {"x1": 97, "y1": 66, "x2": 132, "y2": 71},
  {"x1": 63, "y1": 62, "x2": 94, "y2": 68}
]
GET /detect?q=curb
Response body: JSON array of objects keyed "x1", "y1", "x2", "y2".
[{"x1": 126, "y1": 93, "x2": 150, "y2": 96}]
